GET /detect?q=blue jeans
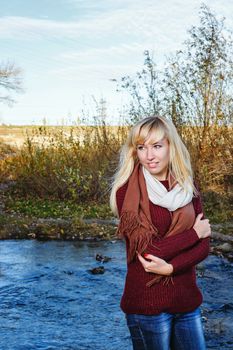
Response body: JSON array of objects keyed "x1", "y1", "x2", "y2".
[{"x1": 126, "y1": 307, "x2": 206, "y2": 350}]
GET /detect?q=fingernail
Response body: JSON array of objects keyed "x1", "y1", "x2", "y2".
[{"x1": 144, "y1": 253, "x2": 149, "y2": 258}]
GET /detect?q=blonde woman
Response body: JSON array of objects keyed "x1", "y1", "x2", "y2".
[{"x1": 110, "y1": 116, "x2": 210, "y2": 350}]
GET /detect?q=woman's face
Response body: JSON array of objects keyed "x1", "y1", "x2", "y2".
[{"x1": 136, "y1": 135, "x2": 170, "y2": 181}]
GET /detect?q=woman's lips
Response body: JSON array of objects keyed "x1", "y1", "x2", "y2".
[{"x1": 148, "y1": 162, "x2": 159, "y2": 168}]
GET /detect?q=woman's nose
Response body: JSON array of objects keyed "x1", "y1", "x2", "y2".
[{"x1": 146, "y1": 148, "x2": 154, "y2": 160}]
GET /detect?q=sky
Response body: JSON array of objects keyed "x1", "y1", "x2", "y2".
[{"x1": 1, "y1": 0, "x2": 233, "y2": 125}]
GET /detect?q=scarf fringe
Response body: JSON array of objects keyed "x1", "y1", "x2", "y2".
[
  {"x1": 146, "y1": 275, "x2": 174, "y2": 287},
  {"x1": 117, "y1": 211, "x2": 155, "y2": 263}
]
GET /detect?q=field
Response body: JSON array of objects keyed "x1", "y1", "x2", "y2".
[
  {"x1": 0, "y1": 125, "x2": 126, "y2": 148},
  {"x1": 0, "y1": 125, "x2": 31, "y2": 148}
]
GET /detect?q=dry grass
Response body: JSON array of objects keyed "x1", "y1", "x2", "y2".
[
  {"x1": 0, "y1": 124, "x2": 232, "y2": 222},
  {"x1": 0, "y1": 125, "x2": 126, "y2": 148}
]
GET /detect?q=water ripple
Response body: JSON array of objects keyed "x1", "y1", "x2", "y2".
[{"x1": 0, "y1": 240, "x2": 232, "y2": 349}]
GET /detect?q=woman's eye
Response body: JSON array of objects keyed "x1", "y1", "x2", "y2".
[
  {"x1": 154, "y1": 144, "x2": 162, "y2": 149},
  {"x1": 137, "y1": 145, "x2": 144, "y2": 151}
]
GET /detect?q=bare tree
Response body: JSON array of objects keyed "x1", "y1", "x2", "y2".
[{"x1": 0, "y1": 61, "x2": 23, "y2": 105}]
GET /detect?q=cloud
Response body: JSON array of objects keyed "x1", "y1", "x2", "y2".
[
  {"x1": 59, "y1": 43, "x2": 145, "y2": 62},
  {"x1": 48, "y1": 62, "x2": 140, "y2": 83},
  {"x1": 51, "y1": 42, "x2": 167, "y2": 85},
  {"x1": 0, "y1": 16, "x2": 82, "y2": 40},
  {"x1": 1, "y1": 0, "x2": 233, "y2": 44},
  {"x1": 0, "y1": 1, "x2": 200, "y2": 43},
  {"x1": 1, "y1": 0, "x2": 233, "y2": 50}
]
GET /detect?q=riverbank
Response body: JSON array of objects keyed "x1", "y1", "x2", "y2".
[
  {"x1": 1, "y1": 182, "x2": 233, "y2": 261},
  {"x1": 0, "y1": 181, "x2": 116, "y2": 241},
  {"x1": 0, "y1": 211, "x2": 233, "y2": 262},
  {"x1": 0, "y1": 214, "x2": 118, "y2": 241}
]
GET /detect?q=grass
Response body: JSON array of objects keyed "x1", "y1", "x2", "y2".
[
  {"x1": 202, "y1": 192, "x2": 233, "y2": 224},
  {"x1": 5, "y1": 196, "x2": 113, "y2": 220},
  {"x1": 5, "y1": 191, "x2": 232, "y2": 224}
]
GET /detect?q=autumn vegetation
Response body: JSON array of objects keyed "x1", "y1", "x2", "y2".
[{"x1": 0, "y1": 5, "x2": 232, "y2": 224}]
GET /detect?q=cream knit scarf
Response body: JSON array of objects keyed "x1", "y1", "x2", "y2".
[{"x1": 142, "y1": 166, "x2": 193, "y2": 211}]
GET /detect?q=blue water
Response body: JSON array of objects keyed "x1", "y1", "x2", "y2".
[{"x1": 0, "y1": 240, "x2": 232, "y2": 350}]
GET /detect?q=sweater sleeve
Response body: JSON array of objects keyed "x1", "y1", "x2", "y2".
[
  {"x1": 145, "y1": 194, "x2": 204, "y2": 260},
  {"x1": 146, "y1": 228, "x2": 200, "y2": 260},
  {"x1": 170, "y1": 237, "x2": 210, "y2": 274}
]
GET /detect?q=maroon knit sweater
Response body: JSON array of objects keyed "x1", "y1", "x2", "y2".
[{"x1": 116, "y1": 180, "x2": 210, "y2": 315}]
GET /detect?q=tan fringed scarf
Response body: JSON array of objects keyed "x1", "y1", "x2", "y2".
[{"x1": 117, "y1": 162, "x2": 196, "y2": 287}]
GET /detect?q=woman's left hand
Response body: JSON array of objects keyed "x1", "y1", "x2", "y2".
[{"x1": 137, "y1": 253, "x2": 173, "y2": 276}]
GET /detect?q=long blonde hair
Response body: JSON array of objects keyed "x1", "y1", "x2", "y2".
[{"x1": 110, "y1": 115, "x2": 197, "y2": 216}]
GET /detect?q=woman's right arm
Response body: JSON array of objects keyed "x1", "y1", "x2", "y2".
[
  {"x1": 146, "y1": 209, "x2": 211, "y2": 261},
  {"x1": 116, "y1": 184, "x2": 210, "y2": 261}
]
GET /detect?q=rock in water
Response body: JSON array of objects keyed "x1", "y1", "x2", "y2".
[
  {"x1": 89, "y1": 266, "x2": 105, "y2": 274},
  {"x1": 95, "y1": 253, "x2": 111, "y2": 263},
  {"x1": 216, "y1": 243, "x2": 232, "y2": 253}
]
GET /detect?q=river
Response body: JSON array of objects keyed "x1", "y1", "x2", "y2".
[{"x1": 0, "y1": 240, "x2": 232, "y2": 349}]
